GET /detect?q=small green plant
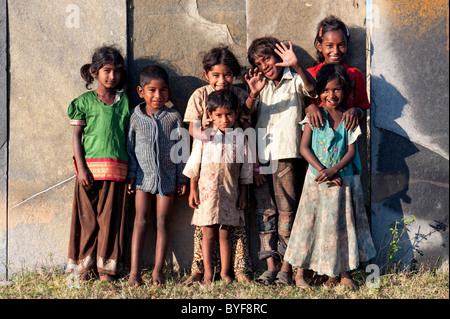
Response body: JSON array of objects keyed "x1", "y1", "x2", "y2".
[{"x1": 385, "y1": 215, "x2": 416, "y2": 271}]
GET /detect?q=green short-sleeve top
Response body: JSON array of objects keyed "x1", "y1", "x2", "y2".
[{"x1": 68, "y1": 91, "x2": 130, "y2": 181}]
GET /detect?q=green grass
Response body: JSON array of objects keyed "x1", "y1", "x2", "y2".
[{"x1": 1, "y1": 264, "x2": 448, "y2": 300}]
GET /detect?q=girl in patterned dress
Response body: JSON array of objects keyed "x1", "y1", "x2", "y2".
[{"x1": 284, "y1": 63, "x2": 376, "y2": 290}]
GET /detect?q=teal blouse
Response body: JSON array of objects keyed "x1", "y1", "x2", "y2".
[{"x1": 300, "y1": 110, "x2": 362, "y2": 177}]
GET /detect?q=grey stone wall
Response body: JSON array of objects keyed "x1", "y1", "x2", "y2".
[
  {"x1": 1, "y1": 0, "x2": 8, "y2": 280},
  {"x1": 5, "y1": 0, "x2": 127, "y2": 278}
]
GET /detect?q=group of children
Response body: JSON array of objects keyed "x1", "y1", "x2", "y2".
[{"x1": 66, "y1": 16, "x2": 376, "y2": 290}]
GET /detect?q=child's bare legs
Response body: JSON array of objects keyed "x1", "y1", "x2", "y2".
[
  {"x1": 181, "y1": 226, "x2": 204, "y2": 286},
  {"x1": 219, "y1": 226, "x2": 233, "y2": 284},
  {"x1": 202, "y1": 225, "x2": 233, "y2": 284},
  {"x1": 128, "y1": 190, "x2": 153, "y2": 287},
  {"x1": 202, "y1": 226, "x2": 217, "y2": 284},
  {"x1": 153, "y1": 193, "x2": 175, "y2": 286},
  {"x1": 266, "y1": 257, "x2": 278, "y2": 273},
  {"x1": 280, "y1": 260, "x2": 292, "y2": 275}
]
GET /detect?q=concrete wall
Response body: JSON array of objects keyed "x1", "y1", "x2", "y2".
[
  {"x1": 368, "y1": 0, "x2": 449, "y2": 269},
  {"x1": 1, "y1": 0, "x2": 8, "y2": 280},
  {"x1": 1, "y1": 0, "x2": 447, "y2": 280},
  {"x1": 4, "y1": 0, "x2": 127, "y2": 277}
]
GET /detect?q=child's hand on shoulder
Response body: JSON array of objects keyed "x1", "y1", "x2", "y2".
[
  {"x1": 274, "y1": 41, "x2": 298, "y2": 68},
  {"x1": 342, "y1": 107, "x2": 361, "y2": 131},
  {"x1": 306, "y1": 104, "x2": 324, "y2": 129}
]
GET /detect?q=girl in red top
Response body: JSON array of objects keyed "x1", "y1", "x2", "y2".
[{"x1": 306, "y1": 16, "x2": 370, "y2": 131}]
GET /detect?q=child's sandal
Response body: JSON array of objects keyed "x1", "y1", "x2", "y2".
[
  {"x1": 274, "y1": 271, "x2": 293, "y2": 286},
  {"x1": 257, "y1": 270, "x2": 278, "y2": 286}
]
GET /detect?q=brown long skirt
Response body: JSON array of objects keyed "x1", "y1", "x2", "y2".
[{"x1": 67, "y1": 179, "x2": 127, "y2": 276}]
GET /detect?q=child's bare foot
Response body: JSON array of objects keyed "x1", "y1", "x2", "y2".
[
  {"x1": 325, "y1": 276, "x2": 339, "y2": 287},
  {"x1": 311, "y1": 274, "x2": 327, "y2": 287},
  {"x1": 202, "y1": 272, "x2": 214, "y2": 285},
  {"x1": 99, "y1": 273, "x2": 115, "y2": 283},
  {"x1": 235, "y1": 271, "x2": 250, "y2": 283},
  {"x1": 221, "y1": 273, "x2": 233, "y2": 284},
  {"x1": 128, "y1": 272, "x2": 143, "y2": 287},
  {"x1": 295, "y1": 270, "x2": 311, "y2": 289},
  {"x1": 181, "y1": 272, "x2": 203, "y2": 286},
  {"x1": 340, "y1": 272, "x2": 358, "y2": 290},
  {"x1": 152, "y1": 270, "x2": 166, "y2": 287},
  {"x1": 202, "y1": 276, "x2": 213, "y2": 285},
  {"x1": 79, "y1": 269, "x2": 96, "y2": 283}
]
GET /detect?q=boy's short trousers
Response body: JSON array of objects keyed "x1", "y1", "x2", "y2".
[{"x1": 254, "y1": 158, "x2": 307, "y2": 260}]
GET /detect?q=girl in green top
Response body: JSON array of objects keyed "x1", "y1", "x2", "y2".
[{"x1": 67, "y1": 46, "x2": 130, "y2": 282}]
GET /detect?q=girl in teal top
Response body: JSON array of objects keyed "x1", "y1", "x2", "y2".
[
  {"x1": 284, "y1": 63, "x2": 375, "y2": 290},
  {"x1": 66, "y1": 46, "x2": 130, "y2": 282}
]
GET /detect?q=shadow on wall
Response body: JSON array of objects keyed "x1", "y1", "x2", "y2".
[{"x1": 370, "y1": 73, "x2": 423, "y2": 269}]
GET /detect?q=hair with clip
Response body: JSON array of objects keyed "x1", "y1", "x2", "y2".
[{"x1": 314, "y1": 16, "x2": 350, "y2": 63}]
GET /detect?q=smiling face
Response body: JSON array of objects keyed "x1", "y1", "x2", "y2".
[
  {"x1": 320, "y1": 78, "x2": 345, "y2": 110},
  {"x1": 317, "y1": 30, "x2": 348, "y2": 64},
  {"x1": 252, "y1": 54, "x2": 283, "y2": 82},
  {"x1": 208, "y1": 106, "x2": 238, "y2": 131},
  {"x1": 95, "y1": 64, "x2": 122, "y2": 90},
  {"x1": 137, "y1": 78, "x2": 169, "y2": 114},
  {"x1": 204, "y1": 64, "x2": 234, "y2": 91}
]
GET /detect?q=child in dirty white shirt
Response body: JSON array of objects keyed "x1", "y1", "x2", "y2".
[{"x1": 183, "y1": 89, "x2": 252, "y2": 285}]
